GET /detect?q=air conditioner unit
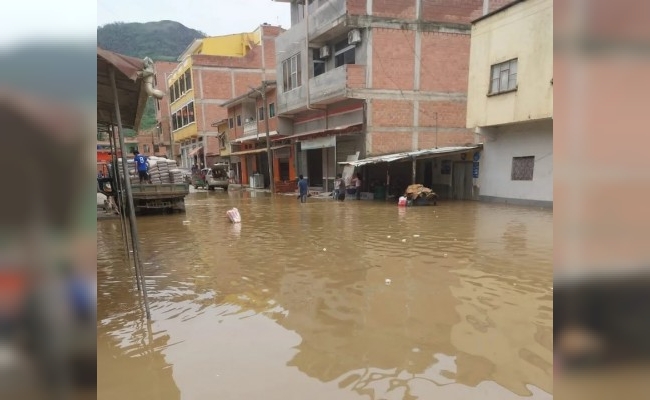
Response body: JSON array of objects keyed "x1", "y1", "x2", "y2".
[
  {"x1": 348, "y1": 29, "x2": 362, "y2": 45},
  {"x1": 319, "y1": 45, "x2": 331, "y2": 59}
]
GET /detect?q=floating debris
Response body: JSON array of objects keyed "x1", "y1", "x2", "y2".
[
  {"x1": 413, "y1": 234, "x2": 420, "y2": 238},
  {"x1": 385, "y1": 278, "x2": 392, "y2": 285},
  {"x1": 323, "y1": 248, "x2": 327, "y2": 252},
  {"x1": 182, "y1": 220, "x2": 191, "y2": 225}
]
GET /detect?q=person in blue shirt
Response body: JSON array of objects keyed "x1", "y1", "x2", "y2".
[
  {"x1": 132, "y1": 150, "x2": 150, "y2": 184},
  {"x1": 297, "y1": 174, "x2": 309, "y2": 203}
]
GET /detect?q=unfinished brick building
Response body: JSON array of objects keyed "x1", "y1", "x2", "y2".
[{"x1": 274, "y1": 0, "x2": 514, "y2": 198}]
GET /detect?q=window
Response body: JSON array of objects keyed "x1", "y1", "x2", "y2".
[
  {"x1": 268, "y1": 103, "x2": 275, "y2": 118},
  {"x1": 179, "y1": 75, "x2": 186, "y2": 94},
  {"x1": 229, "y1": 117, "x2": 234, "y2": 129},
  {"x1": 174, "y1": 81, "x2": 180, "y2": 100},
  {"x1": 490, "y1": 59, "x2": 517, "y2": 94},
  {"x1": 143, "y1": 144, "x2": 150, "y2": 153},
  {"x1": 171, "y1": 101, "x2": 195, "y2": 131},
  {"x1": 334, "y1": 39, "x2": 355, "y2": 68},
  {"x1": 236, "y1": 115, "x2": 242, "y2": 126},
  {"x1": 313, "y1": 48, "x2": 326, "y2": 77},
  {"x1": 219, "y1": 134, "x2": 226, "y2": 149},
  {"x1": 184, "y1": 69, "x2": 192, "y2": 90},
  {"x1": 282, "y1": 53, "x2": 302, "y2": 92},
  {"x1": 511, "y1": 156, "x2": 534, "y2": 181},
  {"x1": 258, "y1": 106, "x2": 265, "y2": 121},
  {"x1": 169, "y1": 85, "x2": 175, "y2": 102}
]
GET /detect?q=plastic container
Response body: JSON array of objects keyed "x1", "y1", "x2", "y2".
[{"x1": 398, "y1": 196, "x2": 407, "y2": 207}]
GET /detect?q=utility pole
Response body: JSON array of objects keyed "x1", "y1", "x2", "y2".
[{"x1": 261, "y1": 80, "x2": 275, "y2": 193}]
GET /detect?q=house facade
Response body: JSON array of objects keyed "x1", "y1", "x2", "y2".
[
  {"x1": 273, "y1": 0, "x2": 516, "y2": 196},
  {"x1": 466, "y1": 0, "x2": 553, "y2": 207},
  {"x1": 221, "y1": 82, "x2": 296, "y2": 188},
  {"x1": 166, "y1": 24, "x2": 284, "y2": 168}
]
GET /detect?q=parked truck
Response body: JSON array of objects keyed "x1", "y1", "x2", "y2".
[{"x1": 98, "y1": 163, "x2": 189, "y2": 214}]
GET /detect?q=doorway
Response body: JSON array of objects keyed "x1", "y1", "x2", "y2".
[
  {"x1": 306, "y1": 149, "x2": 323, "y2": 186},
  {"x1": 452, "y1": 162, "x2": 474, "y2": 200}
]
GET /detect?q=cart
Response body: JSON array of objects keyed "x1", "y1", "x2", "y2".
[{"x1": 191, "y1": 170, "x2": 209, "y2": 189}]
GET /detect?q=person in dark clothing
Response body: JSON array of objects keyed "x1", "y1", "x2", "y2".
[
  {"x1": 298, "y1": 175, "x2": 309, "y2": 203},
  {"x1": 132, "y1": 150, "x2": 149, "y2": 184}
]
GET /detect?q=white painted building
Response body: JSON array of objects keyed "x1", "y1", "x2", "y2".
[{"x1": 466, "y1": 0, "x2": 553, "y2": 207}]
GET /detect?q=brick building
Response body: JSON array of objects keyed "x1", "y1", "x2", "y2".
[
  {"x1": 166, "y1": 24, "x2": 284, "y2": 169},
  {"x1": 153, "y1": 60, "x2": 179, "y2": 159},
  {"x1": 273, "y1": 0, "x2": 514, "y2": 197}
]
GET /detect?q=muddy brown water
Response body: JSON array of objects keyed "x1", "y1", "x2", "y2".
[{"x1": 97, "y1": 191, "x2": 552, "y2": 400}]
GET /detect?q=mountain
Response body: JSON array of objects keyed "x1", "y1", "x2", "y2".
[{"x1": 97, "y1": 20, "x2": 206, "y2": 61}]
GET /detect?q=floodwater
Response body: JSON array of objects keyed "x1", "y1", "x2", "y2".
[{"x1": 97, "y1": 190, "x2": 553, "y2": 400}]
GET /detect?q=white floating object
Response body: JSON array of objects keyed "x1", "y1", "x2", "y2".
[
  {"x1": 454, "y1": 238, "x2": 457, "y2": 241},
  {"x1": 323, "y1": 248, "x2": 327, "y2": 252},
  {"x1": 412, "y1": 347, "x2": 421, "y2": 353},
  {"x1": 444, "y1": 253, "x2": 448, "y2": 257},
  {"x1": 401, "y1": 239, "x2": 407, "y2": 243},
  {"x1": 387, "y1": 235, "x2": 391, "y2": 238},
  {"x1": 226, "y1": 208, "x2": 241, "y2": 223},
  {"x1": 182, "y1": 220, "x2": 190, "y2": 225},
  {"x1": 385, "y1": 278, "x2": 392, "y2": 285},
  {"x1": 413, "y1": 234, "x2": 420, "y2": 238}
]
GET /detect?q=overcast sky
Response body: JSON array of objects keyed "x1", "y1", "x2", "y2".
[{"x1": 98, "y1": 0, "x2": 292, "y2": 36}]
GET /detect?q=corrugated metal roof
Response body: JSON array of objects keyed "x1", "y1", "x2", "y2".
[{"x1": 338, "y1": 145, "x2": 483, "y2": 167}]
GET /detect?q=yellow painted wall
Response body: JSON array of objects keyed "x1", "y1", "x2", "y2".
[
  {"x1": 466, "y1": 0, "x2": 553, "y2": 128},
  {"x1": 199, "y1": 31, "x2": 262, "y2": 57},
  {"x1": 174, "y1": 123, "x2": 198, "y2": 142}
]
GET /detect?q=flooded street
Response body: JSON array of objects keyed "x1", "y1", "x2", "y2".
[{"x1": 97, "y1": 191, "x2": 552, "y2": 400}]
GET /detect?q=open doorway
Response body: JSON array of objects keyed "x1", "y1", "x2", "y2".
[{"x1": 306, "y1": 148, "x2": 322, "y2": 186}]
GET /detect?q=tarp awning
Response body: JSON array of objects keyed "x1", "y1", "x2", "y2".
[
  {"x1": 229, "y1": 148, "x2": 268, "y2": 156},
  {"x1": 97, "y1": 47, "x2": 148, "y2": 130},
  {"x1": 339, "y1": 145, "x2": 483, "y2": 167}
]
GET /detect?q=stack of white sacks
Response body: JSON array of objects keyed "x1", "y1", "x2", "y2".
[{"x1": 117, "y1": 156, "x2": 185, "y2": 184}]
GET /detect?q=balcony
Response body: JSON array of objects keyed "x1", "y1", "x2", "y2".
[
  {"x1": 309, "y1": 64, "x2": 366, "y2": 106},
  {"x1": 243, "y1": 120, "x2": 258, "y2": 137},
  {"x1": 307, "y1": 0, "x2": 366, "y2": 42}
]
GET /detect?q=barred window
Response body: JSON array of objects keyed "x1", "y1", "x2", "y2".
[{"x1": 511, "y1": 156, "x2": 534, "y2": 181}]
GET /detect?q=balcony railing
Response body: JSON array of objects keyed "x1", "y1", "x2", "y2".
[
  {"x1": 243, "y1": 121, "x2": 258, "y2": 137},
  {"x1": 308, "y1": 0, "x2": 365, "y2": 40},
  {"x1": 309, "y1": 64, "x2": 366, "y2": 105}
]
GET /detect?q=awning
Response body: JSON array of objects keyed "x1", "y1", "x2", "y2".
[
  {"x1": 231, "y1": 131, "x2": 284, "y2": 143},
  {"x1": 229, "y1": 148, "x2": 269, "y2": 156},
  {"x1": 339, "y1": 145, "x2": 483, "y2": 167},
  {"x1": 97, "y1": 47, "x2": 149, "y2": 130},
  {"x1": 283, "y1": 123, "x2": 363, "y2": 142},
  {"x1": 188, "y1": 147, "x2": 203, "y2": 157},
  {"x1": 271, "y1": 145, "x2": 291, "y2": 151}
]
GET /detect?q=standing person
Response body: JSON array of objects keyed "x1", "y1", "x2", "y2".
[
  {"x1": 132, "y1": 150, "x2": 149, "y2": 184},
  {"x1": 352, "y1": 172, "x2": 362, "y2": 200},
  {"x1": 298, "y1": 174, "x2": 309, "y2": 203},
  {"x1": 334, "y1": 173, "x2": 346, "y2": 201}
]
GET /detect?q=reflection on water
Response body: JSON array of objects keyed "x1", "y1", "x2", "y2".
[{"x1": 98, "y1": 192, "x2": 552, "y2": 400}]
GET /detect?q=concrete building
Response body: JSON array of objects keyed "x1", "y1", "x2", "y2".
[
  {"x1": 466, "y1": 0, "x2": 553, "y2": 207},
  {"x1": 221, "y1": 82, "x2": 295, "y2": 188},
  {"x1": 166, "y1": 24, "x2": 284, "y2": 168},
  {"x1": 273, "y1": 0, "x2": 515, "y2": 197}
]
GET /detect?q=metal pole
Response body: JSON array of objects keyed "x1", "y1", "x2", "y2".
[
  {"x1": 262, "y1": 80, "x2": 275, "y2": 193},
  {"x1": 108, "y1": 126, "x2": 134, "y2": 267},
  {"x1": 109, "y1": 66, "x2": 151, "y2": 319},
  {"x1": 411, "y1": 157, "x2": 417, "y2": 184}
]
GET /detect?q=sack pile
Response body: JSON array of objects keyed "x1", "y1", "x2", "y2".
[{"x1": 117, "y1": 156, "x2": 182, "y2": 184}]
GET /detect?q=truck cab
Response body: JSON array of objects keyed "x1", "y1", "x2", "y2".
[{"x1": 206, "y1": 163, "x2": 230, "y2": 191}]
